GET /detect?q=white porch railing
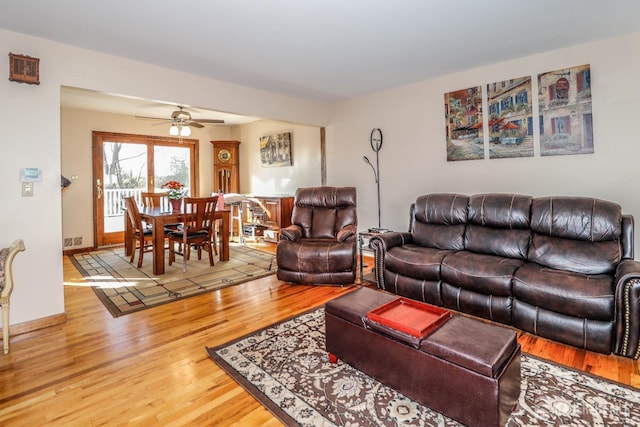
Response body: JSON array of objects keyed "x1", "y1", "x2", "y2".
[{"x1": 104, "y1": 189, "x2": 143, "y2": 217}]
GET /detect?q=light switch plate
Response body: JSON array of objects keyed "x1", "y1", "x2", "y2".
[{"x1": 22, "y1": 182, "x2": 34, "y2": 197}]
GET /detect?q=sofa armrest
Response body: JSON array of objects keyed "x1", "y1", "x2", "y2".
[
  {"x1": 280, "y1": 225, "x2": 303, "y2": 242},
  {"x1": 614, "y1": 259, "x2": 640, "y2": 359},
  {"x1": 337, "y1": 224, "x2": 357, "y2": 242},
  {"x1": 369, "y1": 232, "x2": 413, "y2": 290}
]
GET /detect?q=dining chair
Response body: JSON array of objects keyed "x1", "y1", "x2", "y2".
[
  {"x1": 141, "y1": 191, "x2": 183, "y2": 233},
  {"x1": 124, "y1": 196, "x2": 154, "y2": 268},
  {"x1": 1, "y1": 239, "x2": 26, "y2": 354},
  {"x1": 167, "y1": 196, "x2": 219, "y2": 272},
  {"x1": 141, "y1": 191, "x2": 169, "y2": 209}
]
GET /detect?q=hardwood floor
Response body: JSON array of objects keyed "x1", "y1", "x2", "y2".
[{"x1": 1, "y1": 247, "x2": 638, "y2": 426}]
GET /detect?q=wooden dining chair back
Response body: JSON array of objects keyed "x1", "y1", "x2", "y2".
[
  {"x1": 141, "y1": 192, "x2": 169, "y2": 209},
  {"x1": 140, "y1": 191, "x2": 181, "y2": 231},
  {"x1": 167, "y1": 196, "x2": 218, "y2": 273},
  {"x1": 124, "y1": 196, "x2": 153, "y2": 268}
]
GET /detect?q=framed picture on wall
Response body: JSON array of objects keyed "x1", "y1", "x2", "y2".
[
  {"x1": 260, "y1": 132, "x2": 292, "y2": 167},
  {"x1": 444, "y1": 86, "x2": 484, "y2": 161},
  {"x1": 538, "y1": 64, "x2": 593, "y2": 156},
  {"x1": 486, "y1": 76, "x2": 534, "y2": 159}
]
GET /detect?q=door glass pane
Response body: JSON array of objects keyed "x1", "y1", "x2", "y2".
[
  {"x1": 103, "y1": 142, "x2": 148, "y2": 233},
  {"x1": 154, "y1": 145, "x2": 191, "y2": 196}
]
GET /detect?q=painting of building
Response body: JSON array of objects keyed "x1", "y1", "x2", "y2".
[
  {"x1": 260, "y1": 132, "x2": 292, "y2": 167},
  {"x1": 486, "y1": 76, "x2": 534, "y2": 159},
  {"x1": 538, "y1": 64, "x2": 593, "y2": 156},
  {"x1": 445, "y1": 86, "x2": 483, "y2": 161}
]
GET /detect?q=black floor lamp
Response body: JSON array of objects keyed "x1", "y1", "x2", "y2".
[{"x1": 363, "y1": 128, "x2": 383, "y2": 230}]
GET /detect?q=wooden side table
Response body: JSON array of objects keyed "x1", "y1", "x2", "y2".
[{"x1": 358, "y1": 228, "x2": 391, "y2": 285}]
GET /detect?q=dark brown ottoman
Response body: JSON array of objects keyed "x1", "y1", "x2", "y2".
[{"x1": 325, "y1": 287, "x2": 521, "y2": 426}]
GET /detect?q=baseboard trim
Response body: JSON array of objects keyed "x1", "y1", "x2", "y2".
[
  {"x1": 8, "y1": 313, "x2": 67, "y2": 336},
  {"x1": 63, "y1": 246, "x2": 95, "y2": 256}
]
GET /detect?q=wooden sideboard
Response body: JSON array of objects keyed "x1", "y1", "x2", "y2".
[{"x1": 242, "y1": 195, "x2": 294, "y2": 242}]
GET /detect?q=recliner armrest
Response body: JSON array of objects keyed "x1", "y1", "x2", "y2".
[
  {"x1": 337, "y1": 225, "x2": 357, "y2": 242},
  {"x1": 280, "y1": 225, "x2": 303, "y2": 241},
  {"x1": 614, "y1": 259, "x2": 640, "y2": 359}
]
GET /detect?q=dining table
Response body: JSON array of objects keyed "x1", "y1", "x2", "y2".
[{"x1": 124, "y1": 206, "x2": 230, "y2": 275}]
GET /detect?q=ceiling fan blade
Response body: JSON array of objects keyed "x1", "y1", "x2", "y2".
[
  {"x1": 135, "y1": 115, "x2": 168, "y2": 121},
  {"x1": 196, "y1": 119, "x2": 225, "y2": 124},
  {"x1": 187, "y1": 121, "x2": 205, "y2": 128}
]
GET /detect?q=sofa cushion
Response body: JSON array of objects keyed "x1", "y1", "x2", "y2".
[
  {"x1": 441, "y1": 251, "x2": 523, "y2": 296},
  {"x1": 412, "y1": 194, "x2": 468, "y2": 250},
  {"x1": 513, "y1": 262, "x2": 614, "y2": 321},
  {"x1": 291, "y1": 186, "x2": 357, "y2": 239},
  {"x1": 465, "y1": 225, "x2": 531, "y2": 259},
  {"x1": 385, "y1": 244, "x2": 451, "y2": 281},
  {"x1": 468, "y1": 193, "x2": 531, "y2": 228},
  {"x1": 413, "y1": 222, "x2": 466, "y2": 251},
  {"x1": 465, "y1": 193, "x2": 532, "y2": 259},
  {"x1": 512, "y1": 300, "x2": 614, "y2": 354},
  {"x1": 531, "y1": 196, "x2": 622, "y2": 241},
  {"x1": 414, "y1": 193, "x2": 469, "y2": 225},
  {"x1": 277, "y1": 239, "x2": 355, "y2": 273},
  {"x1": 529, "y1": 235, "x2": 622, "y2": 275},
  {"x1": 529, "y1": 196, "x2": 623, "y2": 274}
]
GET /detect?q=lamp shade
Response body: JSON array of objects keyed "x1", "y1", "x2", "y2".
[
  {"x1": 180, "y1": 126, "x2": 191, "y2": 137},
  {"x1": 169, "y1": 124, "x2": 179, "y2": 136}
]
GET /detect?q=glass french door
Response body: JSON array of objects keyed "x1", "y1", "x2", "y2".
[{"x1": 92, "y1": 131, "x2": 198, "y2": 247}]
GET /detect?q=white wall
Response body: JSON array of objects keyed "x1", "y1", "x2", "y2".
[
  {"x1": 1, "y1": 29, "x2": 331, "y2": 328},
  {"x1": 4, "y1": 27, "x2": 640, "y2": 329},
  {"x1": 233, "y1": 121, "x2": 323, "y2": 195},
  {"x1": 328, "y1": 32, "x2": 640, "y2": 256}
]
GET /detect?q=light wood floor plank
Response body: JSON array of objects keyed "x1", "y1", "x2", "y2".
[{"x1": 0, "y1": 247, "x2": 638, "y2": 426}]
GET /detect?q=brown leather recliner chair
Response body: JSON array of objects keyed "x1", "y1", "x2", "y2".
[{"x1": 276, "y1": 186, "x2": 357, "y2": 285}]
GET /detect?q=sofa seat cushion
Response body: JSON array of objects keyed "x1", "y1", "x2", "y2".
[
  {"x1": 513, "y1": 262, "x2": 614, "y2": 321},
  {"x1": 385, "y1": 244, "x2": 452, "y2": 281},
  {"x1": 441, "y1": 251, "x2": 524, "y2": 296},
  {"x1": 277, "y1": 238, "x2": 354, "y2": 274}
]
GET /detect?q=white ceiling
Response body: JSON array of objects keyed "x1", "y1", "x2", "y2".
[{"x1": 3, "y1": 0, "x2": 640, "y2": 122}]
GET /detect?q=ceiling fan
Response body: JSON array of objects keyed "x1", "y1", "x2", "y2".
[{"x1": 136, "y1": 106, "x2": 225, "y2": 136}]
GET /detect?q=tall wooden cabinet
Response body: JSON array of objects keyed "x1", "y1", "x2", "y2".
[{"x1": 211, "y1": 140, "x2": 240, "y2": 194}]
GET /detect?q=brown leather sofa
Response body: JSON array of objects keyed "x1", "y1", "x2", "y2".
[
  {"x1": 370, "y1": 193, "x2": 640, "y2": 360},
  {"x1": 276, "y1": 186, "x2": 357, "y2": 285}
]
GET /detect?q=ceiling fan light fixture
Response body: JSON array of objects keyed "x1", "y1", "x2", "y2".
[
  {"x1": 180, "y1": 126, "x2": 191, "y2": 137},
  {"x1": 169, "y1": 124, "x2": 179, "y2": 136}
]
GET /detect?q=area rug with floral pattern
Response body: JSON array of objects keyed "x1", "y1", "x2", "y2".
[{"x1": 207, "y1": 307, "x2": 640, "y2": 426}]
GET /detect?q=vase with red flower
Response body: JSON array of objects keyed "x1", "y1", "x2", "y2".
[{"x1": 161, "y1": 180, "x2": 186, "y2": 211}]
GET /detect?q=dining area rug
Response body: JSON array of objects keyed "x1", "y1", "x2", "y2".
[
  {"x1": 207, "y1": 307, "x2": 640, "y2": 426},
  {"x1": 71, "y1": 243, "x2": 276, "y2": 317}
]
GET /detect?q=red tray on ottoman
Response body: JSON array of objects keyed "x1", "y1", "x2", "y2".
[
  {"x1": 367, "y1": 297, "x2": 451, "y2": 338},
  {"x1": 325, "y1": 286, "x2": 521, "y2": 426}
]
